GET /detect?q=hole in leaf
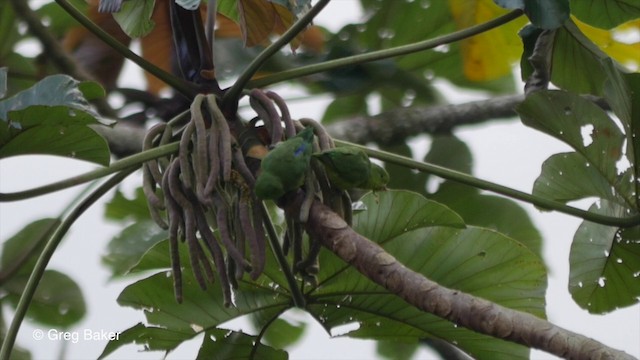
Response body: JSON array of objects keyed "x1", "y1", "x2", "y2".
[{"x1": 580, "y1": 124, "x2": 594, "y2": 147}]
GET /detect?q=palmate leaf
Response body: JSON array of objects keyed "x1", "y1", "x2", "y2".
[
  {"x1": 105, "y1": 190, "x2": 545, "y2": 359},
  {"x1": 0, "y1": 74, "x2": 110, "y2": 165},
  {"x1": 518, "y1": 90, "x2": 634, "y2": 207},
  {"x1": 516, "y1": 67, "x2": 640, "y2": 312}
]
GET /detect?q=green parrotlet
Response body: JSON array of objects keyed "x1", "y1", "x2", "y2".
[
  {"x1": 254, "y1": 127, "x2": 315, "y2": 200},
  {"x1": 313, "y1": 147, "x2": 389, "y2": 191}
]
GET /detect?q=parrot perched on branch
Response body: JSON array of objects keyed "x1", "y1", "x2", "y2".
[
  {"x1": 254, "y1": 127, "x2": 315, "y2": 200},
  {"x1": 313, "y1": 147, "x2": 389, "y2": 191}
]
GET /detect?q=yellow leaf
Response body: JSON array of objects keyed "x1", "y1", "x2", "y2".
[
  {"x1": 575, "y1": 18, "x2": 640, "y2": 72},
  {"x1": 448, "y1": 0, "x2": 527, "y2": 81}
]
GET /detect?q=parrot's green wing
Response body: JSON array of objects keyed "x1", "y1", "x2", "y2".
[
  {"x1": 313, "y1": 147, "x2": 372, "y2": 190},
  {"x1": 255, "y1": 127, "x2": 315, "y2": 200}
]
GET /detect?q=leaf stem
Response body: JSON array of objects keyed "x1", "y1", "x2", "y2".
[
  {"x1": 0, "y1": 142, "x2": 179, "y2": 202},
  {"x1": 259, "y1": 203, "x2": 306, "y2": 308},
  {"x1": 222, "y1": 0, "x2": 331, "y2": 108},
  {"x1": 0, "y1": 168, "x2": 136, "y2": 360},
  {"x1": 248, "y1": 9, "x2": 524, "y2": 88},
  {"x1": 54, "y1": 0, "x2": 197, "y2": 97},
  {"x1": 337, "y1": 140, "x2": 640, "y2": 228}
]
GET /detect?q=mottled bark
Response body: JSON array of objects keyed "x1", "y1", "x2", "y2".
[{"x1": 304, "y1": 200, "x2": 636, "y2": 360}]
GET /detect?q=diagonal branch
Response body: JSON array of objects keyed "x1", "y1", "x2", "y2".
[
  {"x1": 303, "y1": 200, "x2": 636, "y2": 360},
  {"x1": 326, "y1": 94, "x2": 524, "y2": 144},
  {"x1": 97, "y1": 94, "x2": 527, "y2": 157}
]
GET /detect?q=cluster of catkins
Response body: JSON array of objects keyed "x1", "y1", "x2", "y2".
[{"x1": 142, "y1": 90, "x2": 388, "y2": 306}]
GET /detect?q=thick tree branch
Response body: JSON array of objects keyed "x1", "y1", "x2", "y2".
[
  {"x1": 326, "y1": 94, "x2": 524, "y2": 144},
  {"x1": 99, "y1": 95, "x2": 527, "y2": 157},
  {"x1": 304, "y1": 200, "x2": 636, "y2": 360}
]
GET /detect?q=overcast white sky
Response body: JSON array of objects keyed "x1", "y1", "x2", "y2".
[{"x1": 1, "y1": 1, "x2": 638, "y2": 359}]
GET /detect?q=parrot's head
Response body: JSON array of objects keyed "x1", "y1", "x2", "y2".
[{"x1": 368, "y1": 164, "x2": 390, "y2": 191}]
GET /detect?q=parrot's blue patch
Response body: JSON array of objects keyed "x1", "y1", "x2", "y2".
[{"x1": 294, "y1": 143, "x2": 308, "y2": 157}]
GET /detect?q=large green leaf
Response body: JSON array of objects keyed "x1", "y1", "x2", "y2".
[
  {"x1": 0, "y1": 75, "x2": 110, "y2": 165},
  {"x1": 517, "y1": 67, "x2": 640, "y2": 313},
  {"x1": 569, "y1": 201, "x2": 640, "y2": 313},
  {"x1": 0, "y1": 75, "x2": 104, "y2": 120},
  {"x1": 113, "y1": 0, "x2": 156, "y2": 38},
  {"x1": 0, "y1": 106, "x2": 110, "y2": 165},
  {"x1": 308, "y1": 190, "x2": 547, "y2": 359},
  {"x1": 570, "y1": 0, "x2": 640, "y2": 29},
  {"x1": 517, "y1": 90, "x2": 634, "y2": 207},
  {"x1": 4, "y1": 270, "x2": 86, "y2": 328}
]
